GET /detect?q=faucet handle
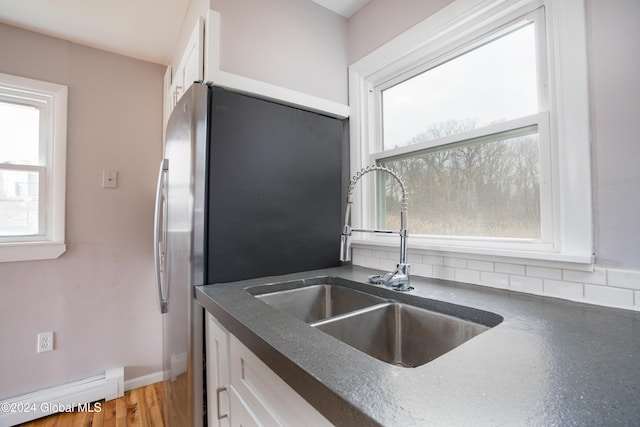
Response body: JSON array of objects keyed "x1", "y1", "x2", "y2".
[
  {"x1": 383, "y1": 263, "x2": 413, "y2": 291},
  {"x1": 367, "y1": 265, "x2": 412, "y2": 291}
]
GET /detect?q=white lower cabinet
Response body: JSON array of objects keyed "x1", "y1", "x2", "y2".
[
  {"x1": 205, "y1": 312, "x2": 333, "y2": 427},
  {"x1": 229, "y1": 387, "x2": 260, "y2": 427},
  {"x1": 206, "y1": 312, "x2": 230, "y2": 427}
]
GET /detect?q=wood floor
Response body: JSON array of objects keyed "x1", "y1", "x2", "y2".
[{"x1": 17, "y1": 382, "x2": 165, "y2": 427}]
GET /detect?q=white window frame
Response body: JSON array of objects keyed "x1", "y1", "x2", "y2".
[
  {"x1": 348, "y1": 0, "x2": 592, "y2": 264},
  {"x1": 0, "y1": 73, "x2": 67, "y2": 262}
]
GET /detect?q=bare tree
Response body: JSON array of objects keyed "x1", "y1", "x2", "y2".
[{"x1": 380, "y1": 119, "x2": 541, "y2": 238}]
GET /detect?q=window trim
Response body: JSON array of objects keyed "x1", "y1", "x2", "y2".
[
  {"x1": 348, "y1": 0, "x2": 592, "y2": 264},
  {"x1": 0, "y1": 73, "x2": 67, "y2": 262}
]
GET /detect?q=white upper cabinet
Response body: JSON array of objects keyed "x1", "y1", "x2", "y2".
[
  {"x1": 164, "y1": 17, "x2": 204, "y2": 123},
  {"x1": 163, "y1": 9, "x2": 349, "y2": 137}
]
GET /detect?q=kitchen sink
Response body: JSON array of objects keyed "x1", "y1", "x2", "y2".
[
  {"x1": 312, "y1": 302, "x2": 491, "y2": 368},
  {"x1": 255, "y1": 284, "x2": 387, "y2": 323},
  {"x1": 249, "y1": 277, "x2": 502, "y2": 368}
]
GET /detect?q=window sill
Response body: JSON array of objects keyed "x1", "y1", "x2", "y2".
[
  {"x1": 0, "y1": 242, "x2": 66, "y2": 263},
  {"x1": 352, "y1": 239, "x2": 594, "y2": 271}
]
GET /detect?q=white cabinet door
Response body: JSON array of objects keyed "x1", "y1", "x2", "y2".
[
  {"x1": 206, "y1": 312, "x2": 230, "y2": 427},
  {"x1": 229, "y1": 335, "x2": 333, "y2": 427},
  {"x1": 179, "y1": 17, "x2": 204, "y2": 92},
  {"x1": 162, "y1": 65, "x2": 172, "y2": 146},
  {"x1": 206, "y1": 313, "x2": 332, "y2": 426},
  {"x1": 165, "y1": 17, "x2": 204, "y2": 117},
  {"x1": 229, "y1": 387, "x2": 262, "y2": 427}
]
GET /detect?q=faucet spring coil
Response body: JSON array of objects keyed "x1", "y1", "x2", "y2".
[{"x1": 347, "y1": 165, "x2": 407, "y2": 203}]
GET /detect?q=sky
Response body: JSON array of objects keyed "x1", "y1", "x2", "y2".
[
  {"x1": 382, "y1": 22, "x2": 538, "y2": 150},
  {"x1": 0, "y1": 101, "x2": 40, "y2": 164}
]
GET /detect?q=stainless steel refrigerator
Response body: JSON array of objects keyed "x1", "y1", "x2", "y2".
[{"x1": 154, "y1": 83, "x2": 344, "y2": 426}]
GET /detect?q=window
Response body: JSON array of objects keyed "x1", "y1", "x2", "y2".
[
  {"x1": 349, "y1": 0, "x2": 592, "y2": 263},
  {"x1": 0, "y1": 73, "x2": 67, "y2": 262}
]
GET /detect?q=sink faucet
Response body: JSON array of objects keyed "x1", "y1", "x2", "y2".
[{"x1": 339, "y1": 165, "x2": 411, "y2": 291}]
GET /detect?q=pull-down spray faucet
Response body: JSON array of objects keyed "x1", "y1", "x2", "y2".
[{"x1": 339, "y1": 165, "x2": 411, "y2": 291}]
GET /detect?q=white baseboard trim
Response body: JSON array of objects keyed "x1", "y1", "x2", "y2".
[
  {"x1": 0, "y1": 368, "x2": 166, "y2": 427},
  {"x1": 0, "y1": 373, "x2": 110, "y2": 427},
  {"x1": 170, "y1": 352, "x2": 187, "y2": 381},
  {"x1": 124, "y1": 371, "x2": 165, "y2": 392},
  {"x1": 105, "y1": 367, "x2": 125, "y2": 400}
]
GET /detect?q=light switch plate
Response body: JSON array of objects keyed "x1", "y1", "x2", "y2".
[{"x1": 102, "y1": 170, "x2": 118, "y2": 188}]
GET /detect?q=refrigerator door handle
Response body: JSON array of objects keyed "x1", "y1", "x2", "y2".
[{"x1": 154, "y1": 159, "x2": 169, "y2": 314}]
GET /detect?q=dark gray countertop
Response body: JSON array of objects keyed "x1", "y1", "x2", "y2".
[{"x1": 195, "y1": 266, "x2": 640, "y2": 426}]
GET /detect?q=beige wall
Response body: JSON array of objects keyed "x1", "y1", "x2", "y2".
[
  {"x1": 0, "y1": 23, "x2": 164, "y2": 399},
  {"x1": 348, "y1": 0, "x2": 454, "y2": 63},
  {"x1": 170, "y1": 0, "x2": 350, "y2": 106},
  {"x1": 210, "y1": 0, "x2": 349, "y2": 104}
]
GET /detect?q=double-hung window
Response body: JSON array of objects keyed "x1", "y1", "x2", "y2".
[
  {"x1": 0, "y1": 73, "x2": 67, "y2": 262},
  {"x1": 349, "y1": 0, "x2": 591, "y2": 263}
]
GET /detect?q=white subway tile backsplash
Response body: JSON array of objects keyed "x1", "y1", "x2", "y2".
[
  {"x1": 423, "y1": 255, "x2": 444, "y2": 266},
  {"x1": 407, "y1": 252, "x2": 423, "y2": 264},
  {"x1": 352, "y1": 245, "x2": 640, "y2": 311},
  {"x1": 563, "y1": 268, "x2": 607, "y2": 285},
  {"x1": 411, "y1": 263, "x2": 433, "y2": 278},
  {"x1": 467, "y1": 260, "x2": 494, "y2": 272},
  {"x1": 352, "y1": 253, "x2": 367, "y2": 267},
  {"x1": 361, "y1": 256, "x2": 380, "y2": 270},
  {"x1": 526, "y1": 266, "x2": 562, "y2": 280},
  {"x1": 371, "y1": 249, "x2": 389, "y2": 259},
  {"x1": 386, "y1": 250, "x2": 402, "y2": 260},
  {"x1": 544, "y1": 279, "x2": 584, "y2": 300},
  {"x1": 608, "y1": 269, "x2": 640, "y2": 290},
  {"x1": 444, "y1": 257, "x2": 467, "y2": 268},
  {"x1": 352, "y1": 247, "x2": 373, "y2": 258},
  {"x1": 480, "y1": 271, "x2": 509, "y2": 289},
  {"x1": 378, "y1": 258, "x2": 397, "y2": 272},
  {"x1": 495, "y1": 262, "x2": 525, "y2": 275},
  {"x1": 433, "y1": 265, "x2": 455, "y2": 280},
  {"x1": 510, "y1": 276, "x2": 543, "y2": 293},
  {"x1": 584, "y1": 285, "x2": 634, "y2": 308},
  {"x1": 455, "y1": 268, "x2": 480, "y2": 284}
]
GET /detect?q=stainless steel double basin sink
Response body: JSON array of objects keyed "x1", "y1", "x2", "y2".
[{"x1": 247, "y1": 277, "x2": 503, "y2": 368}]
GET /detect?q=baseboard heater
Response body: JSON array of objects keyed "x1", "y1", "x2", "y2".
[{"x1": 0, "y1": 367, "x2": 124, "y2": 426}]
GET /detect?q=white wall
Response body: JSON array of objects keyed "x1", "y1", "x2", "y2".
[
  {"x1": 348, "y1": 0, "x2": 640, "y2": 309},
  {"x1": 210, "y1": 0, "x2": 349, "y2": 105},
  {"x1": 0, "y1": 23, "x2": 164, "y2": 399},
  {"x1": 588, "y1": 0, "x2": 640, "y2": 270}
]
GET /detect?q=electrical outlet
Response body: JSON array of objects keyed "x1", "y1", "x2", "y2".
[{"x1": 37, "y1": 331, "x2": 54, "y2": 353}]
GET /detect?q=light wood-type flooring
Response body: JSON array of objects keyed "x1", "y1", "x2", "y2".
[{"x1": 17, "y1": 382, "x2": 164, "y2": 427}]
